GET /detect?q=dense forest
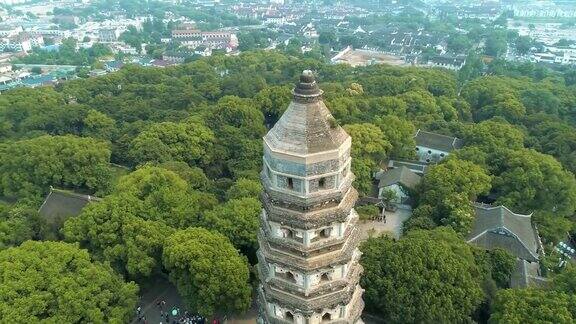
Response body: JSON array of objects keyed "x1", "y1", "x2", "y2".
[{"x1": 1, "y1": 50, "x2": 576, "y2": 322}]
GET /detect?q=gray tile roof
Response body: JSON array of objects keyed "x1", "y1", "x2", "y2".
[
  {"x1": 468, "y1": 205, "x2": 539, "y2": 262},
  {"x1": 414, "y1": 129, "x2": 464, "y2": 153},
  {"x1": 375, "y1": 166, "x2": 421, "y2": 190},
  {"x1": 38, "y1": 188, "x2": 99, "y2": 224},
  {"x1": 388, "y1": 159, "x2": 429, "y2": 174},
  {"x1": 510, "y1": 259, "x2": 549, "y2": 289},
  {"x1": 264, "y1": 71, "x2": 349, "y2": 155}
]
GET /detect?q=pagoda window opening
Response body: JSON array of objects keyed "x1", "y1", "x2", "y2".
[
  {"x1": 287, "y1": 177, "x2": 294, "y2": 190},
  {"x1": 285, "y1": 271, "x2": 296, "y2": 283},
  {"x1": 322, "y1": 313, "x2": 332, "y2": 322},
  {"x1": 283, "y1": 228, "x2": 294, "y2": 239},
  {"x1": 320, "y1": 272, "x2": 330, "y2": 282},
  {"x1": 319, "y1": 177, "x2": 326, "y2": 189},
  {"x1": 320, "y1": 228, "x2": 331, "y2": 238},
  {"x1": 285, "y1": 311, "x2": 295, "y2": 322}
]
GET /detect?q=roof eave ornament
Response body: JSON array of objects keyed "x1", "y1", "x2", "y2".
[{"x1": 293, "y1": 70, "x2": 323, "y2": 103}]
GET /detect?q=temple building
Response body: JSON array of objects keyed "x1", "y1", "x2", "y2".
[{"x1": 257, "y1": 71, "x2": 364, "y2": 323}]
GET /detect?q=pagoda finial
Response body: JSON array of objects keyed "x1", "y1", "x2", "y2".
[{"x1": 293, "y1": 70, "x2": 323, "y2": 101}]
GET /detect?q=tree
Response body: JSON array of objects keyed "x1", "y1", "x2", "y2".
[
  {"x1": 553, "y1": 265, "x2": 576, "y2": 294},
  {"x1": 157, "y1": 161, "x2": 210, "y2": 191},
  {"x1": 63, "y1": 166, "x2": 217, "y2": 277},
  {"x1": 63, "y1": 194, "x2": 176, "y2": 277},
  {"x1": 399, "y1": 90, "x2": 442, "y2": 123},
  {"x1": 129, "y1": 120, "x2": 215, "y2": 167},
  {"x1": 226, "y1": 178, "x2": 262, "y2": 200},
  {"x1": 485, "y1": 31, "x2": 507, "y2": 57},
  {"x1": 479, "y1": 95, "x2": 526, "y2": 122},
  {"x1": 202, "y1": 197, "x2": 261, "y2": 257},
  {"x1": 515, "y1": 36, "x2": 533, "y2": 55},
  {"x1": 447, "y1": 34, "x2": 472, "y2": 53},
  {"x1": 478, "y1": 248, "x2": 516, "y2": 289},
  {"x1": 82, "y1": 109, "x2": 117, "y2": 140},
  {"x1": 380, "y1": 188, "x2": 398, "y2": 209},
  {"x1": 0, "y1": 241, "x2": 138, "y2": 323},
  {"x1": 318, "y1": 31, "x2": 337, "y2": 45},
  {"x1": 344, "y1": 123, "x2": 392, "y2": 195},
  {"x1": 0, "y1": 135, "x2": 112, "y2": 199},
  {"x1": 418, "y1": 157, "x2": 491, "y2": 234},
  {"x1": 532, "y1": 212, "x2": 574, "y2": 245},
  {"x1": 0, "y1": 203, "x2": 43, "y2": 250},
  {"x1": 490, "y1": 149, "x2": 576, "y2": 218},
  {"x1": 464, "y1": 119, "x2": 525, "y2": 151},
  {"x1": 489, "y1": 289, "x2": 576, "y2": 324},
  {"x1": 162, "y1": 228, "x2": 252, "y2": 318},
  {"x1": 253, "y1": 85, "x2": 291, "y2": 126},
  {"x1": 374, "y1": 115, "x2": 416, "y2": 159},
  {"x1": 361, "y1": 227, "x2": 484, "y2": 323}
]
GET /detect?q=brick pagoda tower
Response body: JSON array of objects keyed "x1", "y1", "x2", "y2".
[{"x1": 257, "y1": 71, "x2": 364, "y2": 323}]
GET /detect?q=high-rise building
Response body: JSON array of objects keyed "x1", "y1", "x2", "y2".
[{"x1": 257, "y1": 71, "x2": 364, "y2": 324}]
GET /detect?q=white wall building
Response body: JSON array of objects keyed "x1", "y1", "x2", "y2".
[{"x1": 414, "y1": 129, "x2": 464, "y2": 163}]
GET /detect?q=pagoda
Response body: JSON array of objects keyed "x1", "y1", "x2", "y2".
[{"x1": 257, "y1": 71, "x2": 364, "y2": 323}]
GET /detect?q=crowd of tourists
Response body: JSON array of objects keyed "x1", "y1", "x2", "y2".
[{"x1": 135, "y1": 300, "x2": 209, "y2": 324}]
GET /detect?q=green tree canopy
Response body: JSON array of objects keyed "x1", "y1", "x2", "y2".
[
  {"x1": 490, "y1": 149, "x2": 576, "y2": 217},
  {"x1": 464, "y1": 119, "x2": 525, "y2": 151},
  {"x1": 129, "y1": 119, "x2": 215, "y2": 167},
  {"x1": 374, "y1": 115, "x2": 416, "y2": 159},
  {"x1": 0, "y1": 135, "x2": 112, "y2": 199},
  {"x1": 344, "y1": 123, "x2": 392, "y2": 195},
  {"x1": 552, "y1": 265, "x2": 576, "y2": 294},
  {"x1": 202, "y1": 197, "x2": 261, "y2": 257},
  {"x1": 0, "y1": 241, "x2": 138, "y2": 323},
  {"x1": 361, "y1": 227, "x2": 484, "y2": 323},
  {"x1": 63, "y1": 166, "x2": 216, "y2": 277},
  {"x1": 0, "y1": 203, "x2": 42, "y2": 250},
  {"x1": 417, "y1": 157, "x2": 491, "y2": 234},
  {"x1": 162, "y1": 228, "x2": 252, "y2": 317},
  {"x1": 226, "y1": 178, "x2": 262, "y2": 200},
  {"x1": 489, "y1": 289, "x2": 576, "y2": 324}
]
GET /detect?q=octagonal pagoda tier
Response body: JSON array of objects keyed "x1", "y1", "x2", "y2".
[{"x1": 257, "y1": 71, "x2": 364, "y2": 324}]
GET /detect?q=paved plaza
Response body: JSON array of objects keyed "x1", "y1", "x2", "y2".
[
  {"x1": 358, "y1": 207, "x2": 413, "y2": 240},
  {"x1": 132, "y1": 276, "x2": 258, "y2": 324}
]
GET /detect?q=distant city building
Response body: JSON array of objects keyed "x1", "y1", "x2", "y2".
[
  {"x1": 0, "y1": 32, "x2": 41, "y2": 52},
  {"x1": 414, "y1": 129, "x2": 464, "y2": 163},
  {"x1": 163, "y1": 50, "x2": 195, "y2": 63},
  {"x1": 513, "y1": 4, "x2": 576, "y2": 18},
  {"x1": 54, "y1": 15, "x2": 81, "y2": 26},
  {"x1": 171, "y1": 25, "x2": 238, "y2": 51},
  {"x1": 98, "y1": 28, "x2": 121, "y2": 42},
  {"x1": 0, "y1": 0, "x2": 30, "y2": 4},
  {"x1": 300, "y1": 23, "x2": 319, "y2": 39},
  {"x1": 426, "y1": 55, "x2": 467, "y2": 71},
  {"x1": 0, "y1": 63, "x2": 12, "y2": 74}
]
